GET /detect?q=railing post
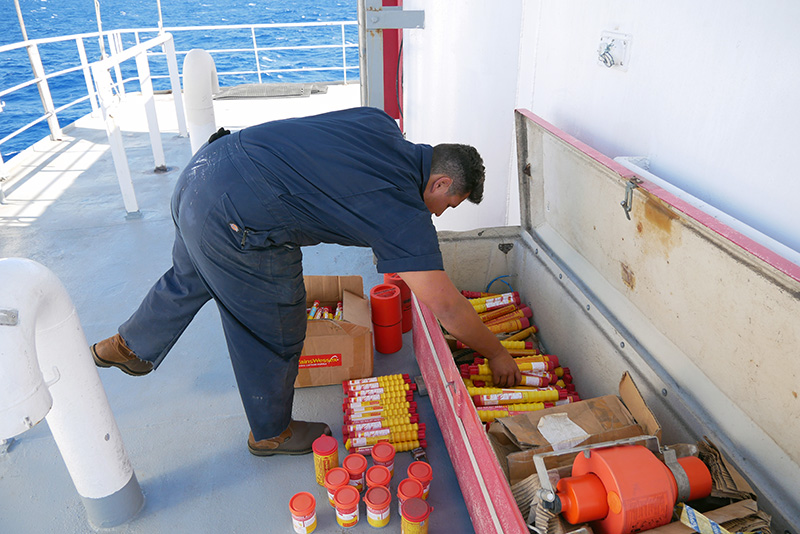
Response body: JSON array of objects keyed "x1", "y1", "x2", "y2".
[
  {"x1": 108, "y1": 32, "x2": 126, "y2": 97},
  {"x1": 26, "y1": 43, "x2": 62, "y2": 141},
  {"x1": 163, "y1": 36, "x2": 188, "y2": 137},
  {"x1": 251, "y1": 26, "x2": 262, "y2": 83},
  {"x1": 134, "y1": 50, "x2": 167, "y2": 172},
  {"x1": 90, "y1": 64, "x2": 140, "y2": 217},
  {"x1": 341, "y1": 23, "x2": 348, "y2": 84},
  {"x1": 75, "y1": 37, "x2": 99, "y2": 114}
]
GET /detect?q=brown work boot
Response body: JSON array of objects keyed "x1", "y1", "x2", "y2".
[
  {"x1": 247, "y1": 420, "x2": 332, "y2": 456},
  {"x1": 91, "y1": 334, "x2": 153, "y2": 376}
]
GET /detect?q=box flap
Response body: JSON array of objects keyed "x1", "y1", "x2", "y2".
[
  {"x1": 304, "y1": 275, "x2": 363, "y2": 308},
  {"x1": 618, "y1": 372, "x2": 661, "y2": 440},
  {"x1": 342, "y1": 289, "x2": 371, "y2": 329}
]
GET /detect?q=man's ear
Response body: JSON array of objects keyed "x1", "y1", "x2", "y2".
[{"x1": 432, "y1": 175, "x2": 453, "y2": 192}]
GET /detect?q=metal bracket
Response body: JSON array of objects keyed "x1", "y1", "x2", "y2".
[
  {"x1": 620, "y1": 178, "x2": 642, "y2": 220},
  {"x1": 0, "y1": 308, "x2": 19, "y2": 326},
  {"x1": 662, "y1": 446, "x2": 692, "y2": 502},
  {"x1": 365, "y1": 6, "x2": 424, "y2": 30}
]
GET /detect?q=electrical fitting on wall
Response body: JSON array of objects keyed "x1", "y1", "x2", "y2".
[{"x1": 597, "y1": 30, "x2": 632, "y2": 71}]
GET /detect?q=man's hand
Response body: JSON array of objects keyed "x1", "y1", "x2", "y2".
[
  {"x1": 397, "y1": 270, "x2": 523, "y2": 389},
  {"x1": 485, "y1": 350, "x2": 522, "y2": 388}
]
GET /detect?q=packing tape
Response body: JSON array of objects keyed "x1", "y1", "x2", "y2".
[{"x1": 676, "y1": 504, "x2": 755, "y2": 534}]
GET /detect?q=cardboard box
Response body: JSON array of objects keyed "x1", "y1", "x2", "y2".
[
  {"x1": 490, "y1": 372, "x2": 661, "y2": 485},
  {"x1": 294, "y1": 275, "x2": 373, "y2": 388}
]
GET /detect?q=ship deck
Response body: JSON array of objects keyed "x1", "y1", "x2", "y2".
[{"x1": 0, "y1": 84, "x2": 476, "y2": 533}]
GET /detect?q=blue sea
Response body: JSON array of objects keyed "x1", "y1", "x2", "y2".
[{"x1": 0, "y1": 0, "x2": 358, "y2": 160}]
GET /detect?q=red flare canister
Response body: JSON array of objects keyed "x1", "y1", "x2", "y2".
[
  {"x1": 384, "y1": 273, "x2": 412, "y2": 332},
  {"x1": 370, "y1": 284, "x2": 403, "y2": 354}
]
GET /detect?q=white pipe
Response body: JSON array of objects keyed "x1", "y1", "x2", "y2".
[
  {"x1": 0, "y1": 257, "x2": 143, "y2": 528},
  {"x1": 183, "y1": 49, "x2": 219, "y2": 154}
]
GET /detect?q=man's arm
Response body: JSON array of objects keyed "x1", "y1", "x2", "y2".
[{"x1": 397, "y1": 270, "x2": 522, "y2": 388}]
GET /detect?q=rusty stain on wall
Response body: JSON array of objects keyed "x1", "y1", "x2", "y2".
[{"x1": 621, "y1": 262, "x2": 636, "y2": 290}]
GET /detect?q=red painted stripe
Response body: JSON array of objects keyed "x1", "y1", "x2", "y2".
[
  {"x1": 515, "y1": 108, "x2": 800, "y2": 283},
  {"x1": 413, "y1": 299, "x2": 528, "y2": 534}
]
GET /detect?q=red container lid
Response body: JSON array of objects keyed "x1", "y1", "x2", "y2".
[
  {"x1": 366, "y1": 465, "x2": 392, "y2": 487},
  {"x1": 397, "y1": 478, "x2": 424, "y2": 501},
  {"x1": 324, "y1": 467, "x2": 350, "y2": 489},
  {"x1": 363, "y1": 485, "x2": 392, "y2": 508},
  {"x1": 343, "y1": 453, "x2": 368, "y2": 475},
  {"x1": 407, "y1": 461, "x2": 433, "y2": 483},
  {"x1": 371, "y1": 441, "x2": 396, "y2": 462},
  {"x1": 312, "y1": 434, "x2": 338, "y2": 456},
  {"x1": 333, "y1": 485, "x2": 360, "y2": 509},
  {"x1": 401, "y1": 497, "x2": 432, "y2": 522},
  {"x1": 289, "y1": 492, "x2": 316, "y2": 516}
]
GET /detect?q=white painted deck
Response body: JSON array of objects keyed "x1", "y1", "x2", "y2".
[{"x1": 0, "y1": 84, "x2": 476, "y2": 533}]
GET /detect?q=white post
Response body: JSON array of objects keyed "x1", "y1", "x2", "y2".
[
  {"x1": 91, "y1": 64, "x2": 140, "y2": 216},
  {"x1": 76, "y1": 37, "x2": 99, "y2": 114},
  {"x1": 134, "y1": 50, "x2": 167, "y2": 172},
  {"x1": 183, "y1": 49, "x2": 219, "y2": 155},
  {"x1": 163, "y1": 37, "x2": 188, "y2": 137},
  {"x1": 0, "y1": 258, "x2": 144, "y2": 528}
]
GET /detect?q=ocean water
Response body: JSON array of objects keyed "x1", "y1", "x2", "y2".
[{"x1": 0, "y1": 0, "x2": 358, "y2": 160}]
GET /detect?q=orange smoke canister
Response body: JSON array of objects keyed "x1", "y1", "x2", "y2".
[
  {"x1": 397, "y1": 477, "x2": 424, "y2": 506},
  {"x1": 371, "y1": 441, "x2": 397, "y2": 476},
  {"x1": 407, "y1": 461, "x2": 433, "y2": 500},
  {"x1": 400, "y1": 497, "x2": 433, "y2": 534},
  {"x1": 556, "y1": 445, "x2": 712, "y2": 534},
  {"x1": 289, "y1": 492, "x2": 317, "y2": 534},
  {"x1": 366, "y1": 465, "x2": 392, "y2": 489},
  {"x1": 364, "y1": 485, "x2": 392, "y2": 528},
  {"x1": 333, "y1": 485, "x2": 361, "y2": 528},
  {"x1": 370, "y1": 284, "x2": 403, "y2": 354},
  {"x1": 384, "y1": 272, "x2": 413, "y2": 333},
  {"x1": 343, "y1": 453, "x2": 368, "y2": 492},
  {"x1": 324, "y1": 467, "x2": 350, "y2": 507},
  {"x1": 312, "y1": 434, "x2": 339, "y2": 486}
]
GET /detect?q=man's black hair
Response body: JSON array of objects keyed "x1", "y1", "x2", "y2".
[{"x1": 430, "y1": 143, "x2": 485, "y2": 204}]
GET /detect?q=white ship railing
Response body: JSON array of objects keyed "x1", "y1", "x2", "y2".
[{"x1": 0, "y1": 21, "x2": 359, "y2": 172}]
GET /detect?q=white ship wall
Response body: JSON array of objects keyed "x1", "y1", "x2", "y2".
[{"x1": 404, "y1": 0, "x2": 800, "y2": 257}]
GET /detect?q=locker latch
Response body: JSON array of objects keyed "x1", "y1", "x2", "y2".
[{"x1": 620, "y1": 178, "x2": 642, "y2": 220}]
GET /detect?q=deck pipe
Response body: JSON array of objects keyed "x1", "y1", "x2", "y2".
[
  {"x1": 0, "y1": 258, "x2": 144, "y2": 528},
  {"x1": 183, "y1": 48, "x2": 219, "y2": 154}
]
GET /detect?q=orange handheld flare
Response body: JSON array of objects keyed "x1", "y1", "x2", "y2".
[
  {"x1": 352, "y1": 439, "x2": 426, "y2": 454},
  {"x1": 485, "y1": 306, "x2": 533, "y2": 326},
  {"x1": 461, "y1": 290, "x2": 499, "y2": 298},
  {"x1": 469, "y1": 291, "x2": 521, "y2": 313},
  {"x1": 486, "y1": 316, "x2": 530, "y2": 334},
  {"x1": 477, "y1": 304, "x2": 518, "y2": 323}
]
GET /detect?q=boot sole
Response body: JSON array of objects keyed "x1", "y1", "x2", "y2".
[
  {"x1": 91, "y1": 344, "x2": 152, "y2": 377},
  {"x1": 247, "y1": 445, "x2": 313, "y2": 457}
]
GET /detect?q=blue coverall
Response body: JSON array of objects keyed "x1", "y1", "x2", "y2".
[{"x1": 118, "y1": 107, "x2": 444, "y2": 441}]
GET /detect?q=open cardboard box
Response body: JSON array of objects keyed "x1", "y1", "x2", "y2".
[
  {"x1": 489, "y1": 372, "x2": 661, "y2": 485},
  {"x1": 294, "y1": 275, "x2": 373, "y2": 388}
]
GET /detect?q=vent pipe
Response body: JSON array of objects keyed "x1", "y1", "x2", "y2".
[
  {"x1": 0, "y1": 257, "x2": 144, "y2": 528},
  {"x1": 183, "y1": 49, "x2": 219, "y2": 154}
]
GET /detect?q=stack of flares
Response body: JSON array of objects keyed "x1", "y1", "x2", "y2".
[
  {"x1": 342, "y1": 374, "x2": 426, "y2": 454},
  {"x1": 459, "y1": 290, "x2": 581, "y2": 424}
]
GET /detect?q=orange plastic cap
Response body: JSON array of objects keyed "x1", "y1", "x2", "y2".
[
  {"x1": 364, "y1": 485, "x2": 392, "y2": 508},
  {"x1": 371, "y1": 441, "x2": 396, "y2": 462},
  {"x1": 397, "y1": 478, "x2": 424, "y2": 501},
  {"x1": 333, "y1": 485, "x2": 360, "y2": 509},
  {"x1": 556, "y1": 473, "x2": 609, "y2": 525},
  {"x1": 324, "y1": 467, "x2": 350, "y2": 489},
  {"x1": 677, "y1": 456, "x2": 713, "y2": 501},
  {"x1": 366, "y1": 465, "x2": 392, "y2": 487},
  {"x1": 401, "y1": 497, "x2": 432, "y2": 522},
  {"x1": 343, "y1": 453, "x2": 368, "y2": 474},
  {"x1": 407, "y1": 461, "x2": 433, "y2": 483},
  {"x1": 289, "y1": 492, "x2": 316, "y2": 516},
  {"x1": 312, "y1": 434, "x2": 338, "y2": 456}
]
